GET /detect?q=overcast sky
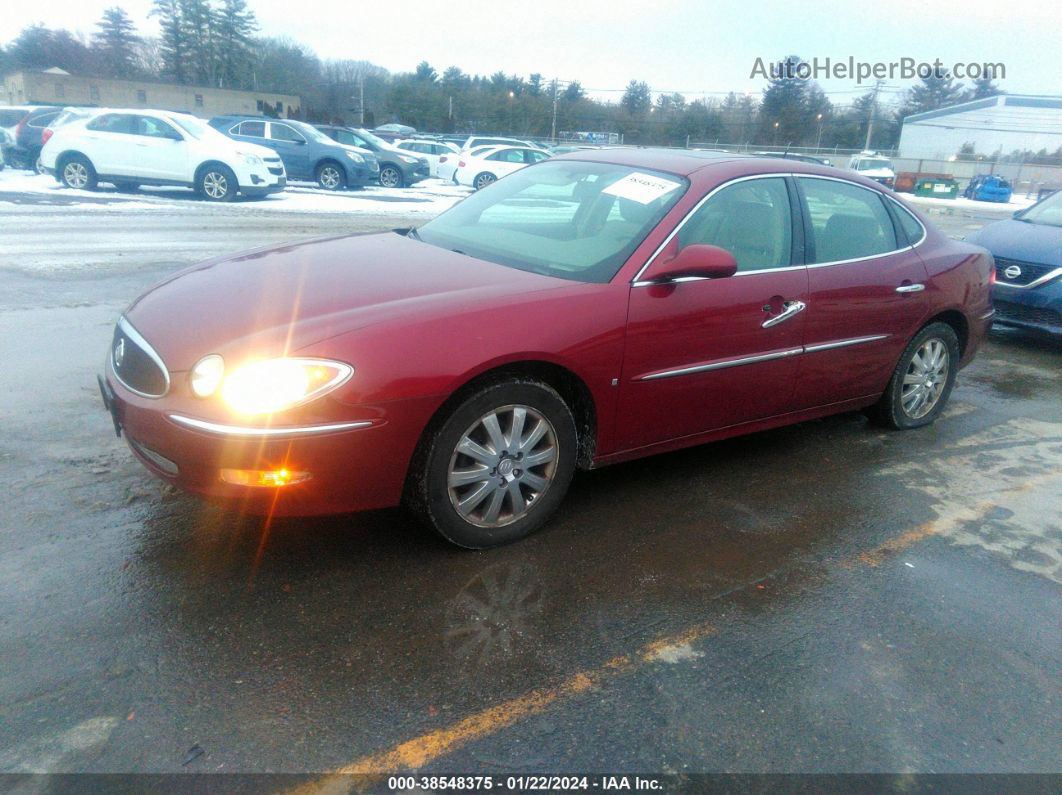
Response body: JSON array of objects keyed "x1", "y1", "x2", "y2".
[{"x1": 3, "y1": 0, "x2": 1060, "y2": 105}]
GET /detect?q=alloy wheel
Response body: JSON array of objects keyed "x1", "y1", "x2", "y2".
[
  {"x1": 202, "y1": 171, "x2": 228, "y2": 199},
  {"x1": 447, "y1": 404, "x2": 559, "y2": 528},
  {"x1": 901, "y1": 338, "x2": 949, "y2": 419},
  {"x1": 319, "y1": 166, "x2": 341, "y2": 189},
  {"x1": 474, "y1": 173, "x2": 495, "y2": 190},
  {"x1": 380, "y1": 167, "x2": 401, "y2": 188},
  {"x1": 64, "y1": 162, "x2": 88, "y2": 189}
]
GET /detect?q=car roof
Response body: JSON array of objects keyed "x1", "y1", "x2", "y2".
[{"x1": 552, "y1": 147, "x2": 869, "y2": 181}]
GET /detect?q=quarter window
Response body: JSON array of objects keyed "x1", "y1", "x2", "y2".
[
  {"x1": 800, "y1": 178, "x2": 898, "y2": 263},
  {"x1": 890, "y1": 200, "x2": 925, "y2": 246},
  {"x1": 677, "y1": 177, "x2": 793, "y2": 272}
]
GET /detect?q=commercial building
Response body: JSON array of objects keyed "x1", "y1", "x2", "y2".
[
  {"x1": 1, "y1": 68, "x2": 301, "y2": 120},
  {"x1": 898, "y1": 94, "x2": 1062, "y2": 160}
]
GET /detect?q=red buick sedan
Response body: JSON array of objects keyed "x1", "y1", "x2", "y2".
[{"x1": 100, "y1": 149, "x2": 994, "y2": 547}]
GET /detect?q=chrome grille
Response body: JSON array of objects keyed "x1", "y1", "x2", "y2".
[
  {"x1": 994, "y1": 257, "x2": 1057, "y2": 287},
  {"x1": 111, "y1": 318, "x2": 169, "y2": 398}
]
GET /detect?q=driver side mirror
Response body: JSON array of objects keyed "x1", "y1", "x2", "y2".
[{"x1": 641, "y1": 244, "x2": 738, "y2": 283}]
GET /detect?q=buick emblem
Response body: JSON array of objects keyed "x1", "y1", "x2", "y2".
[
  {"x1": 114, "y1": 338, "x2": 125, "y2": 367},
  {"x1": 1003, "y1": 264, "x2": 1022, "y2": 280}
]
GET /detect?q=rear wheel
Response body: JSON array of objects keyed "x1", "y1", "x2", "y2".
[
  {"x1": 315, "y1": 161, "x2": 345, "y2": 191},
  {"x1": 868, "y1": 322, "x2": 959, "y2": 429},
  {"x1": 473, "y1": 172, "x2": 496, "y2": 190},
  {"x1": 379, "y1": 164, "x2": 404, "y2": 188},
  {"x1": 59, "y1": 155, "x2": 97, "y2": 190},
  {"x1": 197, "y1": 164, "x2": 237, "y2": 202},
  {"x1": 406, "y1": 381, "x2": 577, "y2": 548}
]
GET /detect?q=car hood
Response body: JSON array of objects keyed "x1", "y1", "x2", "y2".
[
  {"x1": 966, "y1": 218, "x2": 1062, "y2": 266},
  {"x1": 125, "y1": 232, "x2": 567, "y2": 371}
]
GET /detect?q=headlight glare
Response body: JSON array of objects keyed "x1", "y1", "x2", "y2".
[
  {"x1": 220, "y1": 358, "x2": 352, "y2": 416},
  {"x1": 190, "y1": 354, "x2": 225, "y2": 398}
]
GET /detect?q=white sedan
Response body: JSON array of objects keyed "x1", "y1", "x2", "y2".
[
  {"x1": 437, "y1": 145, "x2": 495, "y2": 183},
  {"x1": 395, "y1": 139, "x2": 459, "y2": 177},
  {"x1": 453, "y1": 146, "x2": 551, "y2": 190}
]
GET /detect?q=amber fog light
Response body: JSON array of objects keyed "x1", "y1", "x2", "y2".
[{"x1": 219, "y1": 468, "x2": 312, "y2": 487}]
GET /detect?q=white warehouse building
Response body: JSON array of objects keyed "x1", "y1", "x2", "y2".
[{"x1": 898, "y1": 94, "x2": 1062, "y2": 160}]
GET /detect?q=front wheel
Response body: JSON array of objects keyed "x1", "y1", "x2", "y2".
[
  {"x1": 473, "y1": 172, "x2": 496, "y2": 190},
  {"x1": 197, "y1": 164, "x2": 238, "y2": 202},
  {"x1": 406, "y1": 381, "x2": 578, "y2": 548},
  {"x1": 378, "y1": 165, "x2": 404, "y2": 188},
  {"x1": 315, "y1": 161, "x2": 345, "y2": 191},
  {"x1": 868, "y1": 322, "x2": 960, "y2": 429}
]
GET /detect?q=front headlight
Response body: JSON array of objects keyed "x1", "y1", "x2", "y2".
[
  {"x1": 345, "y1": 151, "x2": 364, "y2": 163},
  {"x1": 240, "y1": 152, "x2": 264, "y2": 166},
  {"x1": 399, "y1": 155, "x2": 418, "y2": 164},
  {"x1": 189, "y1": 356, "x2": 352, "y2": 415}
]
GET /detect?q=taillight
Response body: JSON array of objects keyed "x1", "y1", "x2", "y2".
[
  {"x1": 41, "y1": 128, "x2": 54, "y2": 146},
  {"x1": 989, "y1": 263, "x2": 997, "y2": 285},
  {"x1": 458, "y1": 160, "x2": 466, "y2": 168},
  {"x1": 439, "y1": 156, "x2": 447, "y2": 163}
]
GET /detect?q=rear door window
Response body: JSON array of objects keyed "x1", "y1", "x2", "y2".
[
  {"x1": 235, "y1": 120, "x2": 266, "y2": 137},
  {"x1": 799, "y1": 177, "x2": 898, "y2": 263},
  {"x1": 136, "y1": 116, "x2": 181, "y2": 139},
  {"x1": 87, "y1": 114, "x2": 136, "y2": 134},
  {"x1": 268, "y1": 123, "x2": 305, "y2": 143}
]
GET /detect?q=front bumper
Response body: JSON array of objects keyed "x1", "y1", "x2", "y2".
[
  {"x1": 992, "y1": 284, "x2": 1062, "y2": 336},
  {"x1": 100, "y1": 362, "x2": 439, "y2": 516}
]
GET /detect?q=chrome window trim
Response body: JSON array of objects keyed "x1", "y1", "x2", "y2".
[
  {"x1": 631, "y1": 172, "x2": 922, "y2": 286},
  {"x1": 112, "y1": 316, "x2": 170, "y2": 399},
  {"x1": 634, "y1": 334, "x2": 889, "y2": 381},
  {"x1": 168, "y1": 414, "x2": 374, "y2": 437},
  {"x1": 993, "y1": 266, "x2": 1062, "y2": 290}
]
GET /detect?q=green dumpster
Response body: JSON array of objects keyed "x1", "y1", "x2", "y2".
[{"x1": 913, "y1": 177, "x2": 959, "y2": 199}]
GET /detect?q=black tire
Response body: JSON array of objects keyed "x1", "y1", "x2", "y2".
[
  {"x1": 867, "y1": 322, "x2": 960, "y2": 430},
  {"x1": 114, "y1": 182, "x2": 140, "y2": 192},
  {"x1": 315, "y1": 160, "x2": 346, "y2": 191},
  {"x1": 406, "y1": 380, "x2": 578, "y2": 549},
  {"x1": 196, "y1": 163, "x2": 238, "y2": 202},
  {"x1": 473, "y1": 172, "x2": 496, "y2": 190},
  {"x1": 59, "y1": 154, "x2": 97, "y2": 191},
  {"x1": 379, "y1": 164, "x2": 404, "y2": 188}
]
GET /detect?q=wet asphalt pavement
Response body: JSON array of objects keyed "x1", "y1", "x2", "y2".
[{"x1": 0, "y1": 192, "x2": 1059, "y2": 782}]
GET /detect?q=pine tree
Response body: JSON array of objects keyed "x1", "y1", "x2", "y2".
[
  {"x1": 214, "y1": 0, "x2": 257, "y2": 88},
  {"x1": 901, "y1": 71, "x2": 965, "y2": 116},
  {"x1": 92, "y1": 7, "x2": 140, "y2": 77},
  {"x1": 968, "y1": 68, "x2": 1002, "y2": 100},
  {"x1": 151, "y1": 0, "x2": 188, "y2": 83},
  {"x1": 621, "y1": 80, "x2": 652, "y2": 116},
  {"x1": 179, "y1": 0, "x2": 215, "y2": 85}
]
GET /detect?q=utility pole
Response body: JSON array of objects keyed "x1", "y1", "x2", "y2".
[
  {"x1": 448, "y1": 95, "x2": 453, "y2": 122},
  {"x1": 357, "y1": 74, "x2": 365, "y2": 126},
  {"x1": 864, "y1": 80, "x2": 883, "y2": 151},
  {"x1": 551, "y1": 79, "x2": 558, "y2": 143}
]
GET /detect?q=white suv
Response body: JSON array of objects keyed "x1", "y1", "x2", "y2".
[{"x1": 40, "y1": 109, "x2": 286, "y2": 201}]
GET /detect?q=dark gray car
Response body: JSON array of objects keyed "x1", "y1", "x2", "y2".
[{"x1": 315, "y1": 125, "x2": 429, "y2": 188}]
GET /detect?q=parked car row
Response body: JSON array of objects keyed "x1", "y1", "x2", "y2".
[{"x1": 25, "y1": 105, "x2": 435, "y2": 201}]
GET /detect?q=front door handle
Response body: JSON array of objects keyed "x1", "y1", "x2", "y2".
[
  {"x1": 762, "y1": 299, "x2": 807, "y2": 328},
  {"x1": 896, "y1": 283, "x2": 925, "y2": 293}
]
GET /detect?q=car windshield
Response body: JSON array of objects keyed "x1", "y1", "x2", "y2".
[
  {"x1": 355, "y1": 128, "x2": 390, "y2": 148},
  {"x1": 856, "y1": 158, "x2": 891, "y2": 170},
  {"x1": 1019, "y1": 190, "x2": 1062, "y2": 227},
  {"x1": 168, "y1": 115, "x2": 231, "y2": 142},
  {"x1": 0, "y1": 109, "x2": 29, "y2": 127},
  {"x1": 415, "y1": 160, "x2": 688, "y2": 283}
]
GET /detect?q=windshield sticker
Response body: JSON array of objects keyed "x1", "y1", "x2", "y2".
[{"x1": 602, "y1": 172, "x2": 682, "y2": 204}]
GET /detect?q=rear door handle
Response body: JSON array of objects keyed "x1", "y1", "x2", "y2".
[
  {"x1": 762, "y1": 299, "x2": 807, "y2": 328},
  {"x1": 896, "y1": 283, "x2": 925, "y2": 293}
]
